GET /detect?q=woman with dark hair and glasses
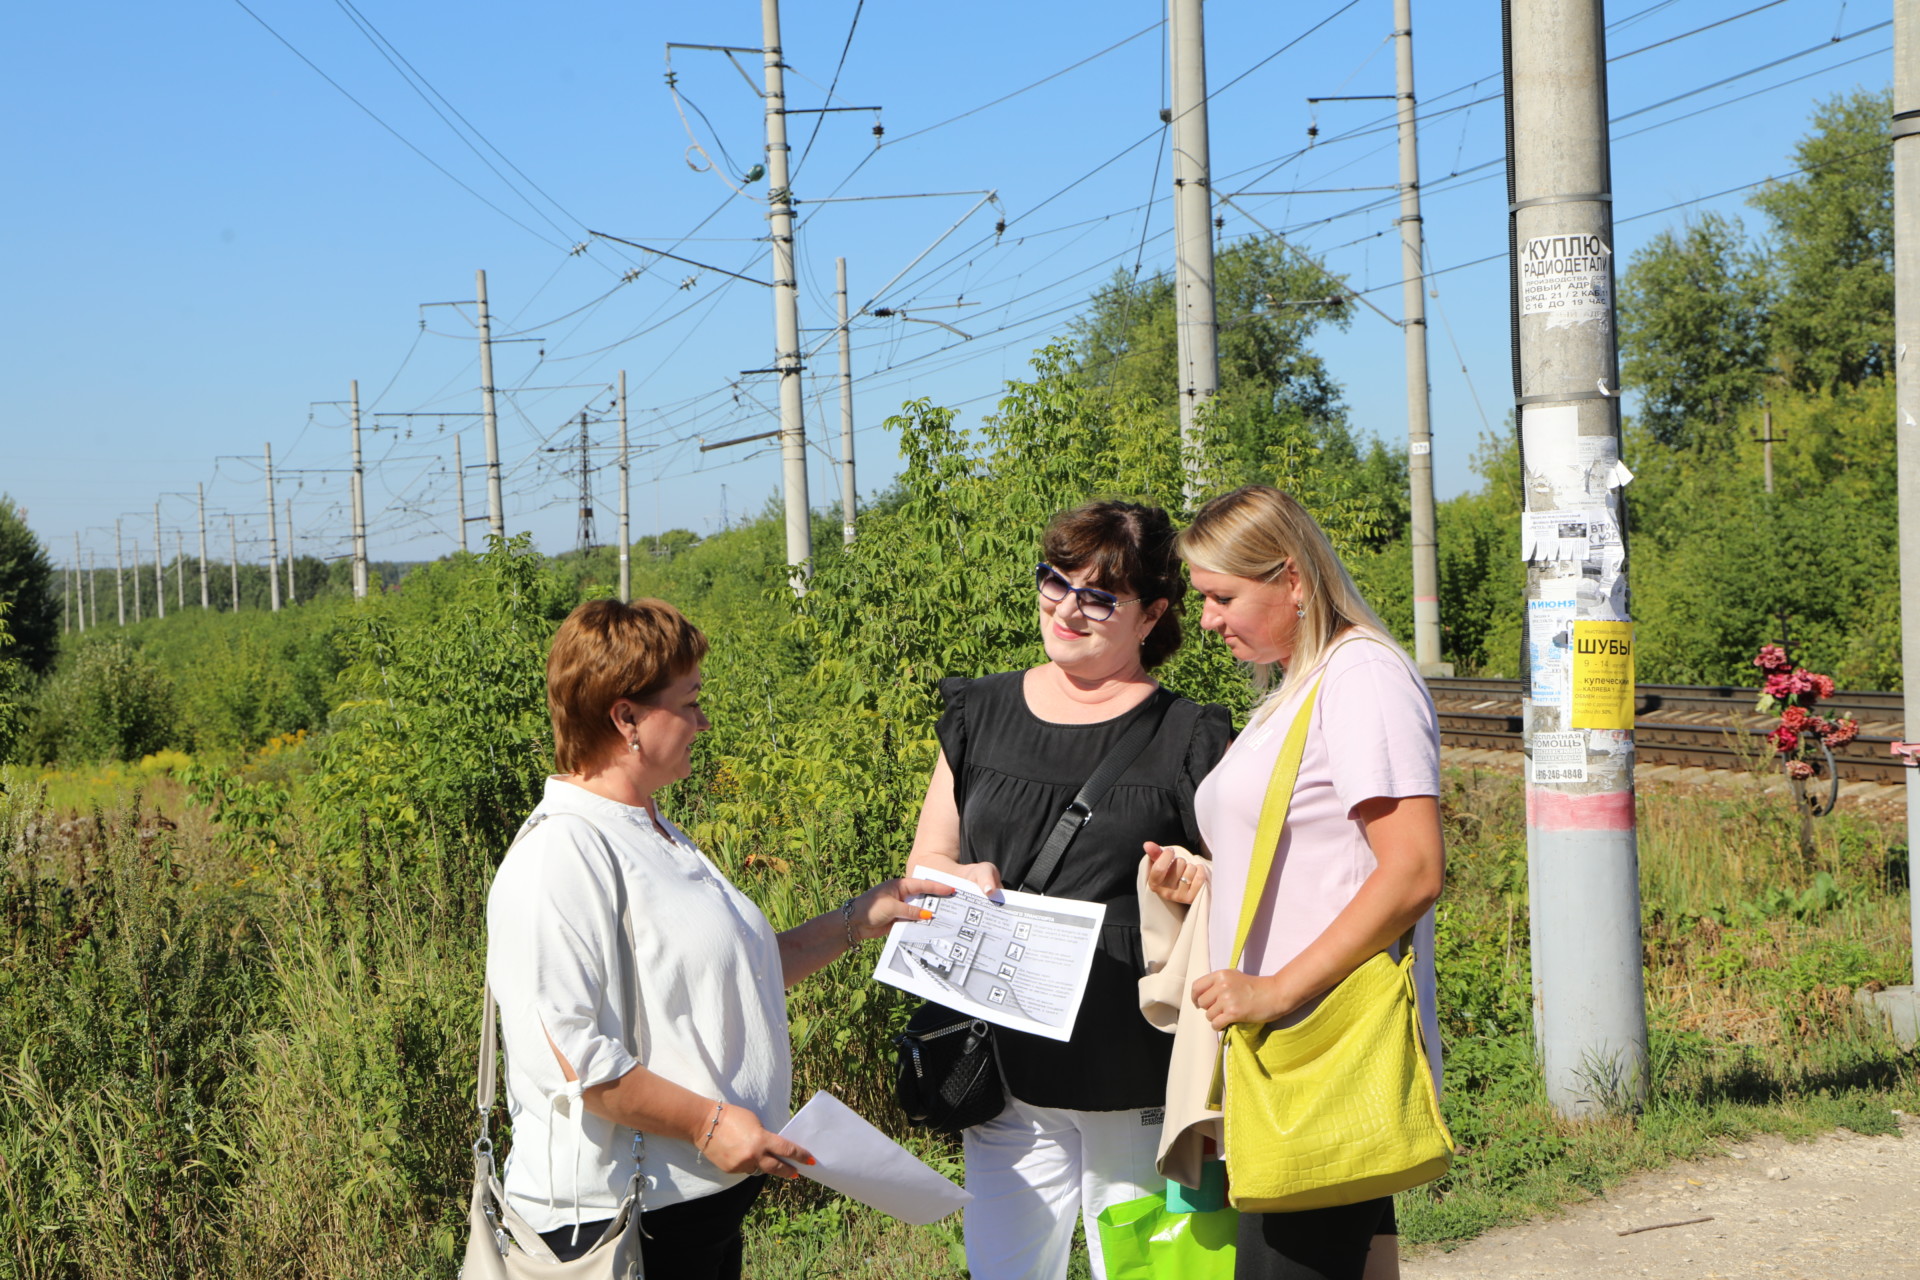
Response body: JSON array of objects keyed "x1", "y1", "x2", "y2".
[{"x1": 906, "y1": 501, "x2": 1232, "y2": 1279}]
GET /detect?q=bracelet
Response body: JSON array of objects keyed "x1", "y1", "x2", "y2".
[
  {"x1": 842, "y1": 897, "x2": 859, "y2": 949},
  {"x1": 696, "y1": 1101, "x2": 725, "y2": 1161}
]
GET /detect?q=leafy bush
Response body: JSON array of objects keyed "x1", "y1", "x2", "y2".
[
  {"x1": 310, "y1": 536, "x2": 576, "y2": 855},
  {"x1": 27, "y1": 636, "x2": 178, "y2": 763}
]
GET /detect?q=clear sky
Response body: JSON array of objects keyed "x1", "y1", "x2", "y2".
[{"x1": 4, "y1": 0, "x2": 1895, "y2": 573}]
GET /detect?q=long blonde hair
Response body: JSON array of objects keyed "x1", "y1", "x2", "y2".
[{"x1": 1175, "y1": 485, "x2": 1414, "y2": 711}]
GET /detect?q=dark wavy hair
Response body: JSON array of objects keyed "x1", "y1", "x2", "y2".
[{"x1": 1039, "y1": 501, "x2": 1186, "y2": 668}]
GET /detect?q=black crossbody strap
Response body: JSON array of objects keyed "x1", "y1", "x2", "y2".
[{"x1": 1019, "y1": 690, "x2": 1175, "y2": 894}]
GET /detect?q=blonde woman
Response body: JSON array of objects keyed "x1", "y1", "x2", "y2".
[{"x1": 1177, "y1": 486, "x2": 1445, "y2": 1280}]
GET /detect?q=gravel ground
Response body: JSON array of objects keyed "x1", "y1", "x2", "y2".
[{"x1": 1404, "y1": 1116, "x2": 1920, "y2": 1280}]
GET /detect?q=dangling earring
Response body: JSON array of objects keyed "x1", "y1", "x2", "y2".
[
  {"x1": 628, "y1": 739, "x2": 640, "y2": 753},
  {"x1": 1295, "y1": 604, "x2": 1306, "y2": 620}
]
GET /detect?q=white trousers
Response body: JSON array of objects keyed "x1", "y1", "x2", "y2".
[{"x1": 961, "y1": 1098, "x2": 1165, "y2": 1280}]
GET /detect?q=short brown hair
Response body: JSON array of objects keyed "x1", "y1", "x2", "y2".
[
  {"x1": 1040, "y1": 501, "x2": 1186, "y2": 668},
  {"x1": 546, "y1": 598, "x2": 709, "y2": 773}
]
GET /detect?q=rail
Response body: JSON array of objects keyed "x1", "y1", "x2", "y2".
[{"x1": 1427, "y1": 677, "x2": 1909, "y2": 785}]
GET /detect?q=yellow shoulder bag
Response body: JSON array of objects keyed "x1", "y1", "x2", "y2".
[{"x1": 1211, "y1": 659, "x2": 1453, "y2": 1213}]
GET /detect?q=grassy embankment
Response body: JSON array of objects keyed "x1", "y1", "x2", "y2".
[{"x1": 2, "y1": 744, "x2": 1909, "y2": 1279}]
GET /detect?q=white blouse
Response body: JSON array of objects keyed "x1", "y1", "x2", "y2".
[{"x1": 486, "y1": 777, "x2": 791, "y2": 1233}]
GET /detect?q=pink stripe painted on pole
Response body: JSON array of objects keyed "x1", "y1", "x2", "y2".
[{"x1": 1527, "y1": 786, "x2": 1635, "y2": 831}]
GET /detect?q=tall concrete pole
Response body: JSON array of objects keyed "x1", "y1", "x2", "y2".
[
  {"x1": 197, "y1": 483, "x2": 210, "y2": 609},
  {"x1": 265, "y1": 443, "x2": 281, "y2": 612},
  {"x1": 454, "y1": 433, "x2": 470, "y2": 554},
  {"x1": 175, "y1": 531, "x2": 185, "y2": 609},
  {"x1": 1169, "y1": 0, "x2": 1219, "y2": 499},
  {"x1": 618, "y1": 371, "x2": 632, "y2": 602},
  {"x1": 1395, "y1": 0, "x2": 1443, "y2": 675},
  {"x1": 228, "y1": 516, "x2": 240, "y2": 611},
  {"x1": 284, "y1": 498, "x2": 297, "y2": 604},
  {"x1": 1506, "y1": 0, "x2": 1648, "y2": 1115},
  {"x1": 115, "y1": 520, "x2": 126, "y2": 626},
  {"x1": 132, "y1": 537, "x2": 142, "y2": 623},
  {"x1": 152, "y1": 503, "x2": 166, "y2": 620},
  {"x1": 836, "y1": 257, "x2": 858, "y2": 545},
  {"x1": 761, "y1": 0, "x2": 813, "y2": 589},
  {"x1": 476, "y1": 269, "x2": 505, "y2": 545},
  {"x1": 351, "y1": 379, "x2": 369, "y2": 598},
  {"x1": 1892, "y1": 0, "x2": 1920, "y2": 1026},
  {"x1": 89, "y1": 550, "x2": 98, "y2": 630}
]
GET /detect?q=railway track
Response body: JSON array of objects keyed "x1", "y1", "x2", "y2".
[{"x1": 1427, "y1": 677, "x2": 1912, "y2": 785}]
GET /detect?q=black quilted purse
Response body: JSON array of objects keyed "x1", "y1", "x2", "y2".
[
  {"x1": 891, "y1": 692, "x2": 1173, "y2": 1135},
  {"x1": 892, "y1": 1005, "x2": 1003, "y2": 1134}
]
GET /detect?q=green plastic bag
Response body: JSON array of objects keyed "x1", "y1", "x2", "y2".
[{"x1": 1094, "y1": 1191, "x2": 1237, "y2": 1280}]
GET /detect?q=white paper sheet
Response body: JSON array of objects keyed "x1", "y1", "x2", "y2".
[
  {"x1": 778, "y1": 1091, "x2": 971, "y2": 1225},
  {"x1": 874, "y1": 865, "x2": 1106, "y2": 1042}
]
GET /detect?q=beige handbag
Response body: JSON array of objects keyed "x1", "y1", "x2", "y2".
[{"x1": 462, "y1": 814, "x2": 647, "y2": 1280}]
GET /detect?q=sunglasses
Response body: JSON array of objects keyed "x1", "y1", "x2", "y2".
[{"x1": 1035, "y1": 563, "x2": 1139, "y2": 623}]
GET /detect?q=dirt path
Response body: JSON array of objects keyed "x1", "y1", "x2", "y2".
[{"x1": 1403, "y1": 1116, "x2": 1919, "y2": 1280}]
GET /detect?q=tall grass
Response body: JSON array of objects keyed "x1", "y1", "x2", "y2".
[{"x1": 0, "y1": 758, "x2": 1909, "y2": 1276}]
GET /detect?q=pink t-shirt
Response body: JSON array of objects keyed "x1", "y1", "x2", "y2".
[{"x1": 1195, "y1": 631, "x2": 1443, "y2": 1085}]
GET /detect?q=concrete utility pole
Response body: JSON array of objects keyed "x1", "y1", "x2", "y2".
[
  {"x1": 351, "y1": 379, "x2": 369, "y2": 598},
  {"x1": 1169, "y1": 0, "x2": 1220, "y2": 499},
  {"x1": 284, "y1": 499, "x2": 297, "y2": 604},
  {"x1": 836, "y1": 258, "x2": 858, "y2": 544},
  {"x1": 115, "y1": 520, "x2": 126, "y2": 626},
  {"x1": 132, "y1": 538, "x2": 142, "y2": 623},
  {"x1": 89, "y1": 550, "x2": 98, "y2": 629},
  {"x1": 454, "y1": 434, "x2": 470, "y2": 554},
  {"x1": 175, "y1": 531, "x2": 185, "y2": 609},
  {"x1": 152, "y1": 503, "x2": 166, "y2": 620},
  {"x1": 1395, "y1": 0, "x2": 1443, "y2": 675},
  {"x1": 618, "y1": 371, "x2": 632, "y2": 602},
  {"x1": 1886, "y1": 0, "x2": 1920, "y2": 1045},
  {"x1": 761, "y1": 0, "x2": 813, "y2": 589},
  {"x1": 265, "y1": 443, "x2": 281, "y2": 612},
  {"x1": 197, "y1": 483, "x2": 210, "y2": 609},
  {"x1": 1506, "y1": 0, "x2": 1648, "y2": 1115},
  {"x1": 228, "y1": 516, "x2": 240, "y2": 611},
  {"x1": 476, "y1": 269, "x2": 506, "y2": 545}
]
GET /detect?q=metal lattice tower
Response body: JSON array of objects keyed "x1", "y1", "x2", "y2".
[{"x1": 575, "y1": 412, "x2": 596, "y2": 553}]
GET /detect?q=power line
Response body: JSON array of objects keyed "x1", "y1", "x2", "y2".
[{"x1": 225, "y1": 0, "x2": 567, "y2": 251}]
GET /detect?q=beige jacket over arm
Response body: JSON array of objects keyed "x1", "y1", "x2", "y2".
[{"x1": 1136, "y1": 850, "x2": 1223, "y2": 1190}]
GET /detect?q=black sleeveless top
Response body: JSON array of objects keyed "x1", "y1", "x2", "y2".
[{"x1": 936, "y1": 671, "x2": 1233, "y2": 1111}]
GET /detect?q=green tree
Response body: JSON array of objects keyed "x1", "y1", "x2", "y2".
[
  {"x1": 1071, "y1": 236, "x2": 1359, "y2": 478},
  {"x1": 0, "y1": 496, "x2": 60, "y2": 675},
  {"x1": 1749, "y1": 88, "x2": 1894, "y2": 393},
  {"x1": 1618, "y1": 212, "x2": 1774, "y2": 447}
]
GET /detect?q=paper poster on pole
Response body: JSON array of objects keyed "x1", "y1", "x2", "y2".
[
  {"x1": 1520, "y1": 232, "x2": 1612, "y2": 329},
  {"x1": 1529, "y1": 731, "x2": 1588, "y2": 785},
  {"x1": 1522, "y1": 511, "x2": 1591, "y2": 562},
  {"x1": 874, "y1": 866, "x2": 1104, "y2": 1042},
  {"x1": 1526, "y1": 582, "x2": 1577, "y2": 708},
  {"x1": 1570, "y1": 621, "x2": 1635, "y2": 729}
]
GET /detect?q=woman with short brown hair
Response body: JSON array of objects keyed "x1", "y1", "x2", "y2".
[{"x1": 482, "y1": 597, "x2": 947, "y2": 1278}]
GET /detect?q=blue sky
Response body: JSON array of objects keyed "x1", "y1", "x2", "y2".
[{"x1": 4, "y1": 0, "x2": 1895, "y2": 572}]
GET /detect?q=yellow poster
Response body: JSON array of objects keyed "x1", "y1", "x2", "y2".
[{"x1": 1570, "y1": 621, "x2": 1635, "y2": 729}]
